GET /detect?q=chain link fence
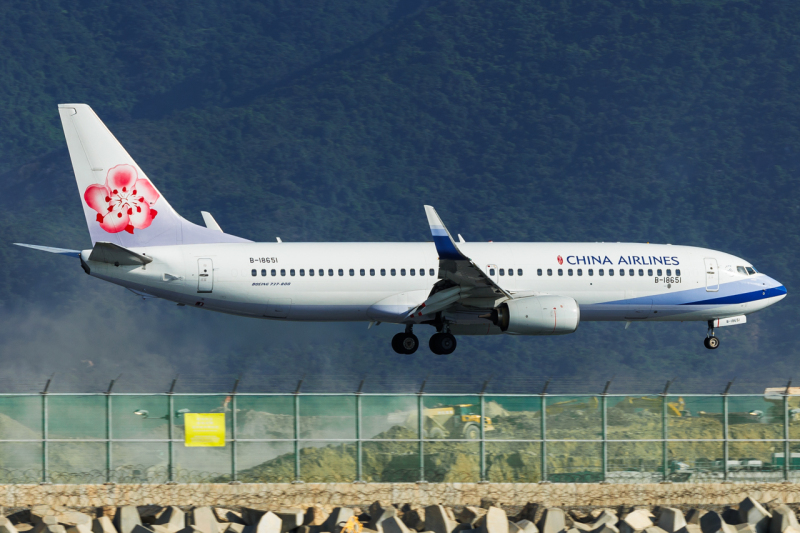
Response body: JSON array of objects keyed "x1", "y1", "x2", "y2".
[{"x1": 1, "y1": 385, "x2": 799, "y2": 485}]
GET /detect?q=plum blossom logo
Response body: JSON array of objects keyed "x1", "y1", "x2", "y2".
[
  {"x1": 84, "y1": 164, "x2": 159, "y2": 234},
  {"x1": 557, "y1": 255, "x2": 563, "y2": 265}
]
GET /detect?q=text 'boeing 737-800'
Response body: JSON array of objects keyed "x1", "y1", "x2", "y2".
[{"x1": 15, "y1": 105, "x2": 788, "y2": 354}]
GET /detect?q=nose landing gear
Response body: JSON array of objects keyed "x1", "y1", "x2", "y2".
[
  {"x1": 704, "y1": 320, "x2": 720, "y2": 349},
  {"x1": 391, "y1": 325, "x2": 419, "y2": 354}
]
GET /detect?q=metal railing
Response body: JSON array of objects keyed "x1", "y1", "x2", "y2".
[{"x1": 0, "y1": 379, "x2": 798, "y2": 485}]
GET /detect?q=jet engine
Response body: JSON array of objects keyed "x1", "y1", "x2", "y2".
[{"x1": 488, "y1": 295, "x2": 580, "y2": 335}]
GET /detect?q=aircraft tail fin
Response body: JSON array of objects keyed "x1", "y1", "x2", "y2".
[{"x1": 57, "y1": 104, "x2": 249, "y2": 247}]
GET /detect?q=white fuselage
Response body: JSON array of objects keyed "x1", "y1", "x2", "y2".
[{"x1": 81, "y1": 241, "x2": 787, "y2": 332}]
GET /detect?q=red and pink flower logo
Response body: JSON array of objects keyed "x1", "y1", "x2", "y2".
[
  {"x1": 84, "y1": 164, "x2": 159, "y2": 234},
  {"x1": 557, "y1": 255, "x2": 563, "y2": 265}
]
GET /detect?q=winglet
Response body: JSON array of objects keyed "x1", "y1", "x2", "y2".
[
  {"x1": 201, "y1": 211, "x2": 222, "y2": 232},
  {"x1": 425, "y1": 205, "x2": 468, "y2": 260}
]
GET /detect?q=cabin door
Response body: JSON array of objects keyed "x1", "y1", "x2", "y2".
[
  {"x1": 197, "y1": 258, "x2": 213, "y2": 293},
  {"x1": 704, "y1": 258, "x2": 719, "y2": 292}
]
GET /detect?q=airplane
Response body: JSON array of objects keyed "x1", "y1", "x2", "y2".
[{"x1": 15, "y1": 104, "x2": 787, "y2": 354}]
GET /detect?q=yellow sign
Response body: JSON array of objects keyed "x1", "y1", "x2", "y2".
[{"x1": 184, "y1": 413, "x2": 226, "y2": 447}]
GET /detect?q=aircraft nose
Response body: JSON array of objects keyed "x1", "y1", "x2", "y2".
[{"x1": 765, "y1": 276, "x2": 787, "y2": 301}]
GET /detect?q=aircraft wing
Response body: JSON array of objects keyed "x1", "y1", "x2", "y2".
[{"x1": 406, "y1": 206, "x2": 510, "y2": 318}]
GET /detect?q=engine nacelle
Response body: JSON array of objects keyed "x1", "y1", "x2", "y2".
[{"x1": 489, "y1": 295, "x2": 580, "y2": 335}]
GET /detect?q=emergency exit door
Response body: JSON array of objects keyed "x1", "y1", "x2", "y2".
[
  {"x1": 197, "y1": 258, "x2": 213, "y2": 293},
  {"x1": 704, "y1": 258, "x2": 719, "y2": 292}
]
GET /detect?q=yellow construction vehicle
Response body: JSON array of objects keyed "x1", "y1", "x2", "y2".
[
  {"x1": 545, "y1": 396, "x2": 599, "y2": 415},
  {"x1": 613, "y1": 396, "x2": 689, "y2": 417},
  {"x1": 411, "y1": 404, "x2": 495, "y2": 439}
]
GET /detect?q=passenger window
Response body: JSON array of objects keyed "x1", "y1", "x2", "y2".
[
  {"x1": 537, "y1": 269, "x2": 543, "y2": 276},
  {"x1": 281, "y1": 269, "x2": 286, "y2": 276},
  {"x1": 518, "y1": 269, "x2": 523, "y2": 276},
  {"x1": 599, "y1": 269, "x2": 604, "y2": 276},
  {"x1": 261, "y1": 269, "x2": 266, "y2": 276},
  {"x1": 318, "y1": 269, "x2": 323, "y2": 276},
  {"x1": 568, "y1": 269, "x2": 573, "y2": 276},
  {"x1": 638, "y1": 269, "x2": 644, "y2": 276},
  {"x1": 338, "y1": 269, "x2": 344, "y2": 276},
  {"x1": 328, "y1": 269, "x2": 333, "y2": 276},
  {"x1": 290, "y1": 269, "x2": 295, "y2": 276},
  {"x1": 508, "y1": 269, "x2": 513, "y2": 276},
  {"x1": 499, "y1": 268, "x2": 505, "y2": 276},
  {"x1": 657, "y1": 269, "x2": 662, "y2": 276},
  {"x1": 676, "y1": 269, "x2": 681, "y2": 276},
  {"x1": 589, "y1": 269, "x2": 594, "y2": 276},
  {"x1": 609, "y1": 269, "x2": 614, "y2": 276},
  {"x1": 429, "y1": 268, "x2": 435, "y2": 276},
  {"x1": 666, "y1": 269, "x2": 671, "y2": 276},
  {"x1": 648, "y1": 269, "x2": 653, "y2": 276},
  {"x1": 309, "y1": 269, "x2": 315, "y2": 277},
  {"x1": 272, "y1": 269, "x2": 277, "y2": 276},
  {"x1": 401, "y1": 269, "x2": 406, "y2": 276},
  {"x1": 391, "y1": 269, "x2": 396, "y2": 276},
  {"x1": 410, "y1": 269, "x2": 416, "y2": 276},
  {"x1": 619, "y1": 269, "x2": 624, "y2": 276},
  {"x1": 347, "y1": 269, "x2": 353, "y2": 276},
  {"x1": 360, "y1": 269, "x2": 365, "y2": 276},
  {"x1": 737, "y1": 266, "x2": 748, "y2": 275},
  {"x1": 558, "y1": 269, "x2": 563, "y2": 276},
  {"x1": 251, "y1": 269, "x2": 257, "y2": 277},
  {"x1": 629, "y1": 269, "x2": 634, "y2": 276},
  {"x1": 547, "y1": 269, "x2": 553, "y2": 276},
  {"x1": 420, "y1": 268, "x2": 425, "y2": 276},
  {"x1": 370, "y1": 269, "x2": 375, "y2": 276},
  {"x1": 577, "y1": 269, "x2": 583, "y2": 276},
  {"x1": 381, "y1": 269, "x2": 386, "y2": 276},
  {"x1": 300, "y1": 269, "x2": 305, "y2": 276},
  {"x1": 489, "y1": 268, "x2": 495, "y2": 275}
]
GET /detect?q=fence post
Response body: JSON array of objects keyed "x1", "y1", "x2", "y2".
[
  {"x1": 355, "y1": 380, "x2": 364, "y2": 483},
  {"x1": 479, "y1": 392, "x2": 486, "y2": 482},
  {"x1": 168, "y1": 393, "x2": 175, "y2": 483},
  {"x1": 540, "y1": 388, "x2": 548, "y2": 483},
  {"x1": 601, "y1": 395, "x2": 608, "y2": 482},
  {"x1": 106, "y1": 393, "x2": 112, "y2": 484},
  {"x1": 784, "y1": 386, "x2": 791, "y2": 481},
  {"x1": 230, "y1": 377, "x2": 240, "y2": 484},
  {"x1": 662, "y1": 395, "x2": 668, "y2": 481},
  {"x1": 723, "y1": 392, "x2": 730, "y2": 481},
  {"x1": 40, "y1": 376, "x2": 52, "y2": 485},
  {"x1": 417, "y1": 392, "x2": 425, "y2": 482},
  {"x1": 293, "y1": 393, "x2": 301, "y2": 483}
]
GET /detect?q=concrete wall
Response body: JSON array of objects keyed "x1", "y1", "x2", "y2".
[{"x1": 3, "y1": 482, "x2": 800, "y2": 508}]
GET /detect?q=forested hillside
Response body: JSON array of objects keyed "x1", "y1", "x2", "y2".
[{"x1": 0, "y1": 0, "x2": 798, "y2": 392}]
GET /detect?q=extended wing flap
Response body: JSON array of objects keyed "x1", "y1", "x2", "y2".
[{"x1": 88, "y1": 242, "x2": 153, "y2": 266}]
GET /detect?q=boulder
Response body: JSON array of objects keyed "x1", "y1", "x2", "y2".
[
  {"x1": 253, "y1": 513, "x2": 282, "y2": 533},
  {"x1": 676, "y1": 527, "x2": 702, "y2": 533},
  {"x1": 721, "y1": 511, "x2": 741, "y2": 527},
  {"x1": 476, "y1": 509, "x2": 508, "y2": 533},
  {"x1": 18, "y1": 527, "x2": 33, "y2": 533},
  {"x1": 645, "y1": 528, "x2": 668, "y2": 533},
  {"x1": 425, "y1": 508, "x2": 457, "y2": 533},
  {"x1": 214, "y1": 511, "x2": 244, "y2": 526},
  {"x1": 515, "y1": 521, "x2": 538, "y2": 533},
  {"x1": 305, "y1": 508, "x2": 329, "y2": 528},
  {"x1": 509, "y1": 524, "x2": 522, "y2": 533},
  {"x1": 658, "y1": 510, "x2": 688, "y2": 533},
  {"x1": 31, "y1": 508, "x2": 55, "y2": 526},
  {"x1": 191, "y1": 508, "x2": 220, "y2": 533},
  {"x1": 324, "y1": 510, "x2": 355, "y2": 533},
  {"x1": 456, "y1": 510, "x2": 485, "y2": 528},
  {"x1": 92, "y1": 517, "x2": 117, "y2": 533},
  {"x1": 620, "y1": 511, "x2": 653, "y2": 533},
  {"x1": 575, "y1": 513, "x2": 618, "y2": 532},
  {"x1": 154, "y1": 508, "x2": 185, "y2": 533},
  {"x1": 65, "y1": 524, "x2": 91, "y2": 533},
  {"x1": 241, "y1": 512, "x2": 268, "y2": 528},
  {"x1": 736, "y1": 526, "x2": 756, "y2": 533},
  {"x1": 739, "y1": 498, "x2": 772, "y2": 533},
  {"x1": 129, "y1": 526, "x2": 153, "y2": 533},
  {"x1": 700, "y1": 512, "x2": 737, "y2": 533},
  {"x1": 686, "y1": 513, "x2": 705, "y2": 527},
  {"x1": 275, "y1": 511, "x2": 304, "y2": 533},
  {"x1": 383, "y1": 518, "x2": 411, "y2": 533},
  {"x1": 0, "y1": 519, "x2": 18, "y2": 533},
  {"x1": 537, "y1": 510, "x2": 565, "y2": 533},
  {"x1": 403, "y1": 510, "x2": 426, "y2": 532},
  {"x1": 44, "y1": 527, "x2": 66, "y2": 533},
  {"x1": 114, "y1": 508, "x2": 142, "y2": 533},
  {"x1": 515, "y1": 507, "x2": 541, "y2": 526},
  {"x1": 225, "y1": 526, "x2": 245, "y2": 533},
  {"x1": 770, "y1": 506, "x2": 800, "y2": 533},
  {"x1": 590, "y1": 525, "x2": 619, "y2": 533}
]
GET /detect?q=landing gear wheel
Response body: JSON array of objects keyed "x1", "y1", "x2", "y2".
[
  {"x1": 705, "y1": 336, "x2": 720, "y2": 349},
  {"x1": 430, "y1": 332, "x2": 457, "y2": 354},
  {"x1": 392, "y1": 332, "x2": 419, "y2": 354}
]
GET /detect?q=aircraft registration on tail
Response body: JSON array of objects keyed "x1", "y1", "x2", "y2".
[{"x1": 15, "y1": 104, "x2": 788, "y2": 354}]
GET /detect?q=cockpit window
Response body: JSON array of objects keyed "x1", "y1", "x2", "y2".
[
  {"x1": 737, "y1": 266, "x2": 747, "y2": 275},
  {"x1": 746, "y1": 267, "x2": 756, "y2": 275}
]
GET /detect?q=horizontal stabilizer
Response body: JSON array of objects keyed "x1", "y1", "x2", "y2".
[
  {"x1": 14, "y1": 243, "x2": 81, "y2": 258},
  {"x1": 88, "y1": 242, "x2": 153, "y2": 266}
]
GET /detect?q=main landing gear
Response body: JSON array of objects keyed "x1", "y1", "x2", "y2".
[
  {"x1": 392, "y1": 325, "x2": 419, "y2": 354},
  {"x1": 430, "y1": 332, "x2": 457, "y2": 355},
  {"x1": 704, "y1": 320, "x2": 720, "y2": 350}
]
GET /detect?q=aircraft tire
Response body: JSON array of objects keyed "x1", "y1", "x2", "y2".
[
  {"x1": 703, "y1": 337, "x2": 710, "y2": 349},
  {"x1": 707, "y1": 336, "x2": 720, "y2": 349},
  {"x1": 429, "y1": 333, "x2": 444, "y2": 354},
  {"x1": 392, "y1": 333, "x2": 406, "y2": 354},
  {"x1": 439, "y1": 333, "x2": 457, "y2": 354},
  {"x1": 401, "y1": 333, "x2": 419, "y2": 354}
]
